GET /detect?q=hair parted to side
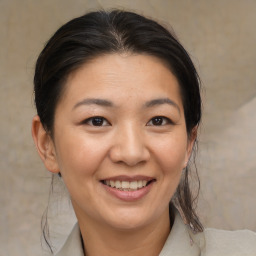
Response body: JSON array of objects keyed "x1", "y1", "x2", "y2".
[{"x1": 34, "y1": 9, "x2": 203, "y2": 252}]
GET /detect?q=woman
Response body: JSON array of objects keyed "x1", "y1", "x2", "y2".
[{"x1": 32, "y1": 10, "x2": 256, "y2": 256}]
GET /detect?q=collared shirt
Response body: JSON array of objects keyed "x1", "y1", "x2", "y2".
[{"x1": 55, "y1": 209, "x2": 256, "y2": 256}]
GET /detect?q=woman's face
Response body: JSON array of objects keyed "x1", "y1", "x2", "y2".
[{"x1": 48, "y1": 54, "x2": 195, "y2": 230}]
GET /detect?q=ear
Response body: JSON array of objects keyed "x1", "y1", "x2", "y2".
[
  {"x1": 183, "y1": 126, "x2": 198, "y2": 168},
  {"x1": 31, "y1": 115, "x2": 60, "y2": 173}
]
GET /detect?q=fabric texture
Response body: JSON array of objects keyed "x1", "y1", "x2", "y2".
[{"x1": 55, "y1": 209, "x2": 256, "y2": 256}]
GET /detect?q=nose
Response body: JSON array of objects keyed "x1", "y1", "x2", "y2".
[{"x1": 109, "y1": 123, "x2": 150, "y2": 166}]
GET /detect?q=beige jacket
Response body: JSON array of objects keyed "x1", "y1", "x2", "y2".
[{"x1": 55, "y1": 210, "x2": 256, "y2": 256}]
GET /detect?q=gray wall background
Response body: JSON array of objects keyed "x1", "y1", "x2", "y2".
[{"x1": 1, "y1": 0, "x2": 256, "y2": 255}]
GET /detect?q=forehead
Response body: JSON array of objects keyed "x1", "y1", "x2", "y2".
[{"x1": 59, "y1": 53, "x2": 183, "y2": 110}]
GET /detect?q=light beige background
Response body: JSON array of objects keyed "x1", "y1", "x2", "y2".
[{"x1": 1, "y1": 0, "x2": 256, "y2": 255}]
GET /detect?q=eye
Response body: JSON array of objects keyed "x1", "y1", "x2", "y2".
[
  {"x1": 83, "y1": 116, "x2": 110, "y2": 126},
  {"x1": 147, "y1": 116, "x2": 173, "y2": 126}
]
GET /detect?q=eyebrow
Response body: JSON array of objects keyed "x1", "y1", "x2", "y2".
[
  {"x1": 73, "y1": 97, "x2": 180, "y2": 112},
  {"x1": 144, "y1": 98, "x2": 180, "y2": 112},
  {"x1": 73, "y1": 98, "x2": 114, "y2": 110}
]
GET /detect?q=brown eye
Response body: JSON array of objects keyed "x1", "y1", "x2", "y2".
[
  {"x1": 84, "y1": 116, "x2": 110, "y2": 126},
  {"x1": 152, "y1": 117, "x2": 164, "y2": 125},
  {"x1": 92, "y1": 117, "x2": 104, "y2": 126},
  {"x1": 147, "y1": 116, "x2": 172, "y2": 126}
]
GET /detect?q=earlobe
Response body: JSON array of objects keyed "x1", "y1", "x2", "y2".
[
  {"x1": 31, "y1": 115, "x2": 60, "y2": 173},
  {"x1": 184, "y1": 126, "x2": 198, "y2": 168}
]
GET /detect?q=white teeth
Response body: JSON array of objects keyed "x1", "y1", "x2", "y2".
[
  {"x1": 115, "y1": 180, "x2": 121, "y2": 189},
  {"x1": 104, "y1": 180, "x2": 149, "y2": 190},
  {"x1": 122, "y1": 181, "x2": 130, "y2": 189},
  {"x1": 130, "y1": 181, "x2": 138, "y2": 189}
]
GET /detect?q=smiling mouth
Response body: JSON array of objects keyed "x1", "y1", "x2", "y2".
[{"x1": 101, "y1": 179, "x2": 156, "y2": 191}]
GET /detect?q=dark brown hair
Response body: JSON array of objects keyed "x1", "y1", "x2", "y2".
[{"x1": 34, "y1": 9, "x2": 203, "y2": 252}]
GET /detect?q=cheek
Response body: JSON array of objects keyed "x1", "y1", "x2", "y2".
[
  {"x1": 54, "y1": 131, "x2": 108, "y2": 179},
  {"x1": 151, "y1": 134, "x2": 188, "y2": 174}
]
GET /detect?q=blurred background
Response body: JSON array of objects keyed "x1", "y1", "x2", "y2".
[{"x1": 1, "y1": 0, "x2": 256, "y2": 255}]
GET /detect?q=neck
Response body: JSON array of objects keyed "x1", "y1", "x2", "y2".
[{"x1": 76, "y1": 208, "x2": 171, "y2": 256}]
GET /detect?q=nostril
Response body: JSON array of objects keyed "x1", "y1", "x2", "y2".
[{"x1": 108, "y1": 138, "x2": 150, "y2": 167}]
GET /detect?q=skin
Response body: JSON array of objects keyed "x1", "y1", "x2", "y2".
[{"x1": 32, "y1": 53, "x2": 196, "y2": 256}]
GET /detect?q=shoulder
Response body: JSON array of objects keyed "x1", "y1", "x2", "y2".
[
  {"x1": 55, "y1": 223, "x2": 84, "y2": 256},
  {"x1": 161, "y1": 208, "x2": 256, "y2": 256},
  {"x1": 54, "y1": 213, "x2": 256, "y2": 256},
  {"x1": 199, "y1": 227, "x2": 256, "y2": 256}
]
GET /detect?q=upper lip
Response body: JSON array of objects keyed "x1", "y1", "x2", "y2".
[{"x1": 100, "y1": 175, "x2": 155, "y2": 182}]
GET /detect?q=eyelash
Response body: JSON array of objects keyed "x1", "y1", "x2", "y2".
[
  {"x1": 146, "y1": 116, "x2": 173, "y2": 126},
  {"x1": 83, "y1": 116, "x2": 110, "y2": 126},
  {"x1": 83, "y1": 116, "x2": 173, "y2": 127}
]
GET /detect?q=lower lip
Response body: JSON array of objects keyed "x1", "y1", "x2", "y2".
[{"x1": 102, "y1": 182, "x2": 154, "y2": 202}]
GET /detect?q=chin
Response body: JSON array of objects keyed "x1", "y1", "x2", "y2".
[
  {"x1": 108, "y1": 217, "x2": 148, "y2": 231},
  {"x1": 101, "y1": 207, "x2": 157, "y2": 231}
]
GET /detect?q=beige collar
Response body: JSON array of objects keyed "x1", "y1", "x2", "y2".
[
  {"x1": 55, "y1": 209, "x2": 204, "y2": 256},
  {"x1": 159, "y1": 210, "x2": 204, "y2": 256}
]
